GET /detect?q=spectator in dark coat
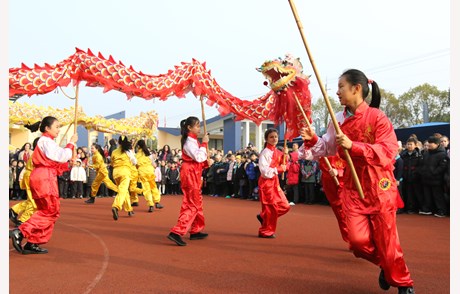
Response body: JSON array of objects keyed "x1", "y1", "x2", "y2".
[
  {"x1": 58, "y1": 163, "x2": 71, "y2": 198},
  {"x1": 213, "y1": 154, "x2": 229, "y2": 197},
  {"x1": 419, "y1": 136, "x2": 449, "y2": 217},
  {"x1": 245, "y1": 153, "x2": 259, "y2": 200},
  {"x1": 167, "y1": 162, "x2": 180, "y2": 195},
  {"x1": 394, "y1": 153, "x2": 404, "y2": 214},
  {"x1": 158, "y1": 145, "x2": 173, "y2": 163},
  {"x1": 400, "y1": 137, "x2": 423, "y2": 214},
  {"x1": 234, "y1": 155, "x2": 248, "y2": 199}
]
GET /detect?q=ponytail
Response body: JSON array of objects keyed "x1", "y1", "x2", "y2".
[
  {"x1": 368, "y1": 80, "x2": 381, "y2": 108},
  {"x1": 24, "y1": 121, "x2": 41, "y2": 133},
  {"x1": 24, "y1": 116, "x2": 58, "y2": 133}
]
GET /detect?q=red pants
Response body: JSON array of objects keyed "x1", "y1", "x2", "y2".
[
  {"x1": 322, "y1": 179, "x2": 349, "y2": 244},
  {"x1": 258, "y1": 177, "x2": 290, "y2": 237},
  {"x1": 345, "y1": 209, "x2": 413, "y2": 287},
  {"x1": 170, "y1": 186, "x2": 205, "y2": 236},
  {"x1": 19, "y1": 196, "x2": 60, "y2": 245}
]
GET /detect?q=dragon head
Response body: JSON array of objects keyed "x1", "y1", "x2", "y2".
[{"x1": 257, "y1": 54, "x2": 308, "y2": 92}]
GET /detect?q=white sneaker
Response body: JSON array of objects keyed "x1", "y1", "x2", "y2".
[{"x1": 289, "y1": 202, "x2": 295, "y2": 206}]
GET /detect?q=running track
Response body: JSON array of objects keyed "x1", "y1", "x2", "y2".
[{"x1": 9, "y1": 195, "x2": 449, "y2": 293}]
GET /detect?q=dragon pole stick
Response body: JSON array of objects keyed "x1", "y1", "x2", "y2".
[
  {"x1": 293, "y1": 92, "x2": 340, "y2": 187},
  {"x1": 59, "y1": 122, "x2": 74, "y2": 146},
  {"x1": 288, "y1": 0, "x2": 364, "y2": 199},
  {"x1": 282, "y1": 123, "x2": 288, "y2": 180},
  {"x1": 71, "y1": 83, "x2": 80, "y2": 160},
  {"x1": 200, "y1": 95, "x2": 209, "y2": 159},
  {"x1": 73, "y1": 83, "x2": 79, "y2": 134}
]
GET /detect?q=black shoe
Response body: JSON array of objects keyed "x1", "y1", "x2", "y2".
[
  {"x1": 398, "y1": 286, "x2": 415, "y2": 294},
  {"x1": 128, "y1": 211, "x2": 135, "y2": 216},
  {"x1": 131, "y1": 202, "x2": 139, "y2": 207},
  {"x1": 148, "y1": 206, "x2": 154, "y2": 213},
  {"x1": 10, "y1": 229, "x2": 23, "y2": 253},
  {"x1": 167, "y1": 232, "x2": 187, "y2": 246},
  {"x1": 9, "y1": 208, "x2": 20, "y2": 226},
  {"x1": 22, "y1": 242, "x2": 48, "y2": 254},
  {"x1": 258, "y1": 234, "x2": 276, "y2": 239},
  {"x1": 379, "y1": 269, "x2": 391, "y2": 290},
  {"x1": 112, "y1": 207, "x2": 119, "y2": 220},
  {"x1": 155, "y1": 203, "x2": 164, "y2": 209},
  {"x1": 85, "y1": 197, "x2": 95, "y2": 204},
  {"x1": 190, "y1": 232, "x2": 209, "y2": 240}
]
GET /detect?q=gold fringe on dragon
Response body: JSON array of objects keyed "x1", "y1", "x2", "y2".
[{"x1": 9, "y1": 48, "x2": 312, "y2": 140}]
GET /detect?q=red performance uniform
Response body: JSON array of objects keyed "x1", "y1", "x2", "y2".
[
  {"x1": 301, "y1": 103, "x2": 413, "y2": 288},
  {"x1": 19, "y1": 133, "x2": 74, "y2": 245},
  {"x1": 318, "y1": 155, "x2": 349, "y2": 244},
  {"x1": 170, "y1": 133, "x2": 208, "y2": 236},
  {"x1": 257, "y1": 143, "x2": 290, "y2": 237}
]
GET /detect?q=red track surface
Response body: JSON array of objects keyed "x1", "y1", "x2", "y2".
[{"x1": 9, "y1": 195, "x2": 449, "y2": 293}]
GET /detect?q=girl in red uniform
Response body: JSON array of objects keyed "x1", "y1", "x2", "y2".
[
  {"x1": 299, "y1": 69, "x2": 414, "y2": 293},
  {"x1": 257, "y1": 128, "x2": 290, "y2": 238},
  {"x1": 10, "y1": 116, "x2": 78, "y2": 254},
  {"x1": 167, "y1": 116, "x2": 209, "y2": 246}
]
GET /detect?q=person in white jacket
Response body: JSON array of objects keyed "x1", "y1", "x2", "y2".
[
  {"x1": 154, "y1": 161, "x2": 162, "y2": 195},
  {"x1": 70, "y1": 159, "x2": 87, "y2": 198}
]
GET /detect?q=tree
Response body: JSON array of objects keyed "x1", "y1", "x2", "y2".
[
  {"x1": 398, "y1": 84, "x2": 450, "y2": 127},
  {"x1": 311, "y1": 96, "x2": 342, "y2": 135},
  {"x1": 375, "y1": 89, "x2": 408, "y2": 128}
]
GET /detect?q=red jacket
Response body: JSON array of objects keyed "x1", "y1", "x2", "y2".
[{"x1": 287, "y1": 151, "x2": 300, "y2": 185}]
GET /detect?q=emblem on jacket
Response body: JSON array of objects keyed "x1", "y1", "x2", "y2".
[{"x1": 378, "y1": 178, "x2": 391, "y2": 191}]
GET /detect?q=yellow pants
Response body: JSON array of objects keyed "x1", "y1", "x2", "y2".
[
  {"x1": 129, "y1": 172, "x2": 143, "y2": 204},
  {"x1": 112, "y1": 167, "x2": 132, "y2": 212},
  {"x1": 91, "y1": 170, "x2": 119, "y2": 197},
  {"x1": 12, "y1": 173, "x2": 37, "y2": 222},
  {"x1": 138, "y1": 173, "x2": 161, "y2": 207}
]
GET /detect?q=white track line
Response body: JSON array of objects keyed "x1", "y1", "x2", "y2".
[{"x1": 60, "y1": 222, "x2": 110, "y2": 294}]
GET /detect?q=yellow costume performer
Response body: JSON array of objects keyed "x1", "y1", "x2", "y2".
[
  {"x1": 111, "y1": 137, "x2": 135, "y2": 220},
  {"x1": 9, "y1": 156, "x2": 36, "y2": 225},
  {"x1": 85, "y1": 144, "x2": 118, "y2": 204},
  {"x1": 135, "y1": 140, "x2": 163, "y2": 212}
]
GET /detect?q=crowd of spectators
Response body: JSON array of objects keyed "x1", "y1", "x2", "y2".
[{"x1": 9, "y1": 132, "x2": 450, "y2": 218}]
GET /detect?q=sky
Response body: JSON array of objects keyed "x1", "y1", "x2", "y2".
[
  {"x1": 4, "y1": 0, "x2": 458, "y2": 292},
  {"x1": 7, "y1": 0, "x2": 450, "y2": 128}
]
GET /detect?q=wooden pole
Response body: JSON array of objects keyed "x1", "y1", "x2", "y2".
[
  {"x1": 282, "y1": 123, "x2": 288, "y2": 180},
  {"x1": 59, "y1": 122, "x2": 74, "y2": 146},
  {"x1": 72, "y1": 83, "x2": 80, "y2": 160},
  {"x1": 200, "y1": 95, "x2": 209, "y2": 159},
  {"x1": 288, "y1": 0, "x2": 364, "y2": 199},
  {"x1": 73, "y1": 83, "x2": 79, "y2": 134}
]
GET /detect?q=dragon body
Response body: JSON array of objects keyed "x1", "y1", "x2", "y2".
[
  {"x1": 9, "y1": 48, "x2": 312, "y2": 140},
  {"x1": 9, "y1": 101, "x2": 157, "y2": 137}
]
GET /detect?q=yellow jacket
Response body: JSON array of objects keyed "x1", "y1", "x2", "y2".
[
  {"x1": 90, "y1": 151, "x2": 106, "y2": 171},
  {"x1": 136, "y1": 151, "x2": 154, "y2": 176},
  {"x1": 111, "y1": 147, "x2": 131, "y2": 169}
]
